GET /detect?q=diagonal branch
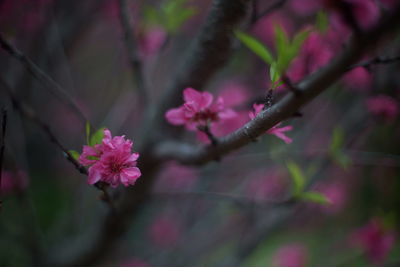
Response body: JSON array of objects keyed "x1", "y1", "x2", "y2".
[
  {"x1": 155, "y1": 5, "x2": 400, "y2": 166},
  {"x1": 0, "y1": 33, "x2": 87, "y2": 124},
  {"x1": 348, "y1": 55, "x2": 400, "y2": 70},
  {"x1": 0, "y1": 108, "x2": 7, "y2": 208},
  {"x1": 118, "y1": 0, "x2": 148, "y2": 104},
  {"x1": 0, "y1": 79, "x2": 116, "y2": 212}
]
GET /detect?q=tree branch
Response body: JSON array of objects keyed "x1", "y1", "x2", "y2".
[
  {"x1": 0, "y1": 79, "x2": 116, "y2": 213},
  {"x1": 155, "y1": 5, "x2": 400, "y2": 166},
  {"x1": 348, "y1": 55, "x2": 400, "y2": 70},
  {"x1": 0, "y1": 108, "x2": 7, "y2": 208},
  {"x1": 0, "y1": 33, "x2": 87, "y2": 124},
  {"x1": 118, "y1": 0, "x2": 148, "y2": 104}
]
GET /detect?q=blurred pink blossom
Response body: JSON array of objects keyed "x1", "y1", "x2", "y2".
[
  {"x1": 315, "y1": 181, "x2": 347, "y2": 214},
  {"x1": 272, "y1": 243, "x2": 309, "y2": 267},
  {"x1": 246, "y1": 170, "x2": 288, "y2": 200},
  {"x1": 138, "y1": 27, "x2": 167, "y2": 58},
  {"x1": 1, "y1": 170, "x2": 29, "y2": 195},
  {"x1": 251, "y1": 11, "x2": 293, "y2": 48},
  {"x1": 122, "y1": 258, "x2": 149, "y2": 267},
  {"x1": 366, "y1": 95, "x2": 399, "y2": 121},
  {"x1": 153, "y1": 162, "x2": 198, "y2": 191},
  {"x1": 288, "y1": 31, "x2": 333, "y2": 82},
  {"x1": 289, "y1": 0, "x2": 322, "y2": 16},
  {"x1": 351, "y1": 219, "x2": 395, "y2": 264},
  {"x1": 342, "y1": 67, "x2": 372, "y2": 91},
  {"x1": 165, "y1": 88, "x2": 237, "y2": 131},
  {"x1": 249, "y1": 103, "x2": 293, "y2": 143},
  {"x1": 79, "y1": 129, "x2": 141, "y2": 187},
  {"x1": 325, "y1": 0, "x2": 379, "y2": 30},
  {"x1": 149, "y1": 214, "x2": 181, "y2": 248}
]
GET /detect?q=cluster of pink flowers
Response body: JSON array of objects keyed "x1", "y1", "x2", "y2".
[
  {"x1": 351, "y1": 219, "x2": 395, "y2": 264},
  {"x1": 79, "y1": 129, "x2": 141, "y2": 187},
  {"x1": 249, "y1": 104, "x2": 293, "y2": 144},
  {"x1": 165, "y1": 88, "x2": 236, "y2": 131},
  {"x1": 366, "y1": 95, "x2": 399, "y2": 121},
  {"x1": 166, "y1": 88, "x2": 294, "y2": 144}
]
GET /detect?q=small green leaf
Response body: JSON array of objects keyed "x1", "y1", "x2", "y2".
[
  {"x1": 269, "y1": 62, "x2": 281, "y2": 84},
  {"x1": 89, "y1": 127, "x2": 105, "y2": 146},
  {"x1": 235, "y1": 31, "x2": 274, "y2": 64},
  {"x1": 334, "y1": 152, "x2": 352, "y2": 169},
  {"x1": 286, "y1": 161, "x2": 306, "y2": 196},
  {"x1": 85, "y1": 121, "x2": 91, "y2": 145},
  {"x1": 68, "y1": 150, "x2": 80, "y2": 161},
  {"x1": 316, "y1": 11, "x2": 329, "y2": 32},
  {"x1": 289, "y1": 29, "x2": 310, "y2": 59},
  {"x1": 299, "y1": 191, "x2": 331, "y2": 205},
  {"x1": 330, "y1": 127, "x2": 345, "y2": 153},
  {"x1": 143, "y1": 6, "x2": 162, "y2": 25},
  {"x1": 274, "y1": 24, "x2": 289, "y2": 64}
]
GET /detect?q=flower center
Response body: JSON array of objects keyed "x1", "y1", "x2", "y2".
[{"x1": 193, "y1": 109, "x2": 218, "y2": 123}]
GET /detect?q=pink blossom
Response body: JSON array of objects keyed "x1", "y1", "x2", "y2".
[
  {"x1": 138, "y1": 27, "x2": 167, "y2": 58},
  {"x1": 251, "y1": 11, "x2": 293, "y2": 48},
  {"x1": 325, "y1": 0, "x2": 379, "y2": 30},
  {"x1": 366, "y1": 95, "x2": 399, "y2": 121},
  {"x1": 289, "y1": 0, "x2": 322, "y2": 16},
  {"x1": 314, "y1": 181, "x2": 347, "y2": 214},
  {"x1": 342, "y1": 67, "x2": 372, "y2": 91},
  {"x1": 79, "y1": 129, "x2": 141, "y2": 187},
  {"x1": 122, "y1": 258, "x2": 149, "y2": 267},
  {"x1": 197, "y1": 82, "x2": 250, "y2": 142},
  {"x1": 153, "y1": 162, "x2": 198, "y2": 191},
  {"x1": 165, "y1": 88, "x2": 237, "y2": 131},
  {"x1": 246, "y1": 169, "x2": 288, "y2": 201},
  {"x1": 149, "y1": 214, "x2": 180, "y2": 248},
  {"x1": 272, "y1": 243, "x2": 309, "y2": 267},
  {"x1": 288, "y1": 31, "x2": 333, "y2": 83},
  {"x1": 1, "y1": 170, "x2": 29, "y2": 195},
  {"x1": 249, "y1": 104, "x2": 293, "y2": 144},
  {"x1": 351, "y1": 219, "x2": 395, "y2": 264}
]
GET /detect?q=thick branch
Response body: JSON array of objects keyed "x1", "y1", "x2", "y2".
[
  {"x1": 118, "y1": 0, "x2": 148, "y2": 104},
  {"x1": 0, "y1": 33, "x2": 87, "y2": 124},
  {"x1": 156, "y1": 6, "x2": 400, "y2": 166}
]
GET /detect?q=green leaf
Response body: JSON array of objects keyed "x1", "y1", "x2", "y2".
[
  {"x1": 289, "y1": 29, "x2": 310, "y2": 59},
  {"x1": 274, "y1": 24, "x2": 289, "y2": 64},
  {"x1": 166, "y1": 7, "x2": 197, "y2": 33},
  {"x1": 85, "y1": 121, "x2": 91, "y2": 145},
  {"x1": 68, "y1": 150, "x2": 80, "y2": 161},
  {"x1": 286, "y1": 161, "x2": 306, "y2": 196},
  {"x1": 299, "y1": 191, "x2": 332, "y2": 205},
  {"x1": 316, "y1": 11, "x2": 329, "y2": 32},
  {"x1": 162, "y1": 0, "x2": 197, "y2": 33},
  {"x1": 269, "y1": 62, "x2": 281, "y2": 84},
  {"x1": 235, "y1": 31, "x2": 274, "y2": 64},
  {"x1": 143, "y1": 6, "x2": 162, "y2": 26},
  {"x1": 333, "y1": 152, "x2": 352, "y2": 169},
  {"x1": 330, "y1": 127, "x2": 345, "y2": 153},
  {"x1": 89, "y1": 127, "x2": 105, "y2": 146}
]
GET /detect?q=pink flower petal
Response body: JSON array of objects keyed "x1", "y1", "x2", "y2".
[{"x1": 165, "y1": 108, "x2": 186, "y2": 125}]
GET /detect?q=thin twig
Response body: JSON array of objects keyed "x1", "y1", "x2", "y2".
[
  {"x1": 0, "y1": 79, "x2": 116, "y2": 213},
  {"x1": 198, "y1": 124, "x2": 219, "y2": 146},
  {"x1": 0, "y1": 108, "x2": 7, "y2": 209},
  {"x1": 252, "y1": 0, "x2": 287, "y2": 24},
  {"x1": 0, "y1": 33, "x2": 87, "y2": 124},
  {"x1": 118, "y1": 0, "x2": 148, "y2": 104},
  {"x1": 348, "y1": 55, "x2": 400, "y2": 70}
]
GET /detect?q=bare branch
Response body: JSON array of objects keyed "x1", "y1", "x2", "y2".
[
  {"x1": 252, "y1": 0, "x2": 287, "y2": 24},
  {"x1": 0, "y1": 79, "x2": 116, "y2": 213},
  {"x1": 0, "y1": 33, "x2": 87, "y2": 124},
  {"x1": 118, "y1": 0, "x2": 148, "y2": 104},
  {"x1": 348, "y1": 55, "x2": 400, "y2": 70},
  {"x1": 0, "y1": 108, "x2": 7, "y2": 208}
]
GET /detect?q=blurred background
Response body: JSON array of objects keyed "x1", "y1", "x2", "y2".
[{"x1": 0, "y1": 0, "x2": 400, "y2": 266}]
